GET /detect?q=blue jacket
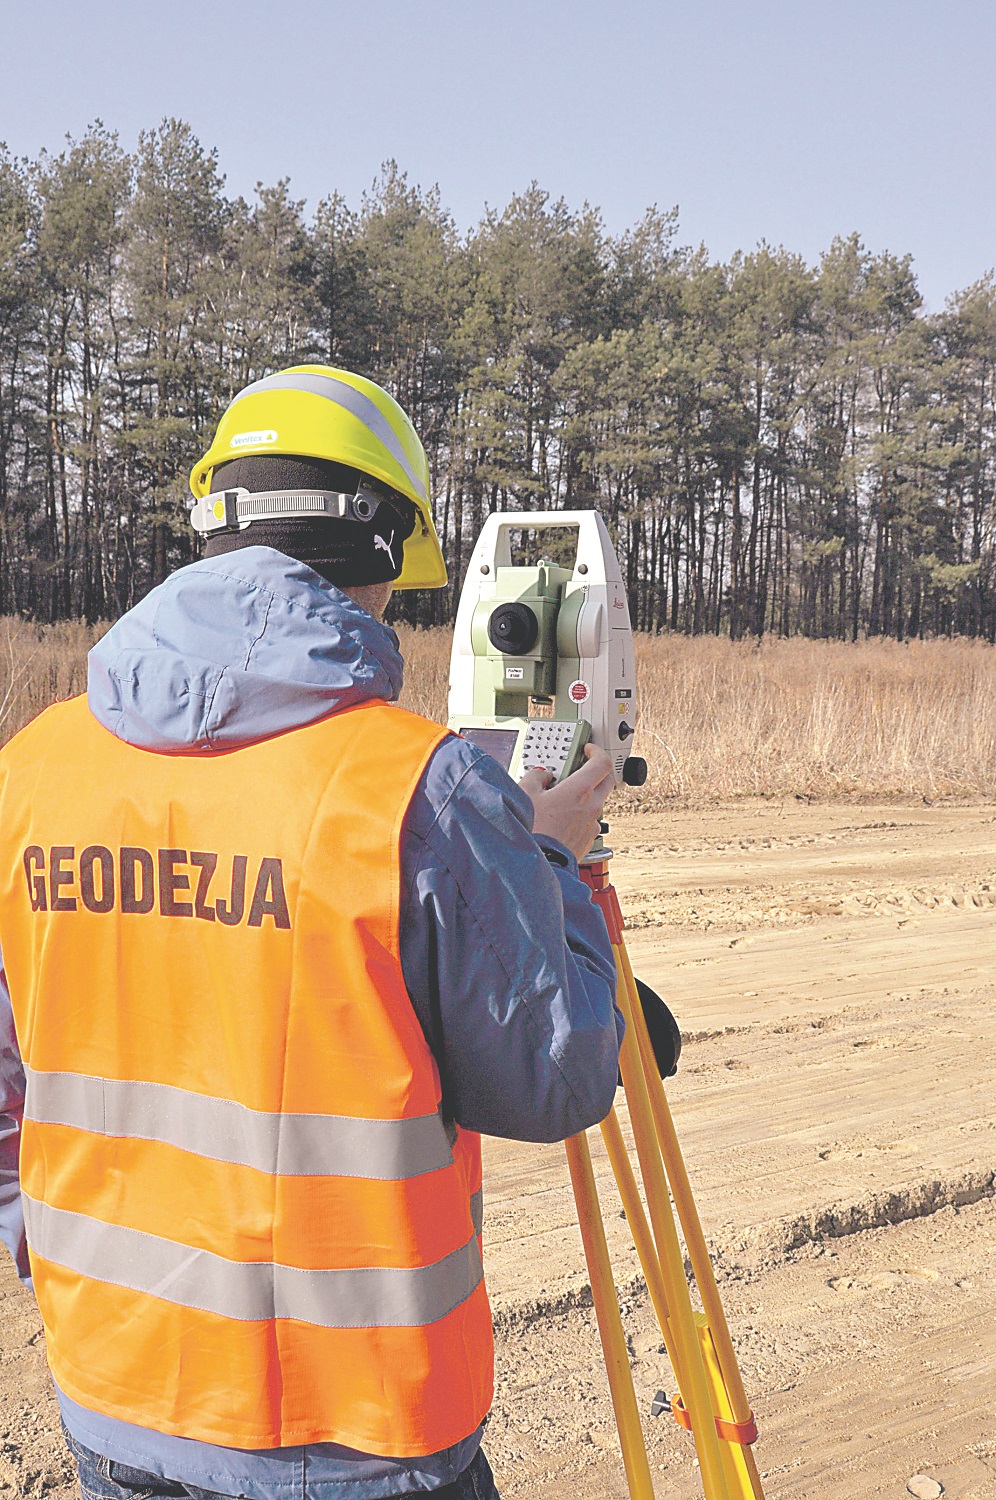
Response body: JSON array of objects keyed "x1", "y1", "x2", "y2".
[{"x1": 0, "y1": 547, "x2": 621, "y2": 1499}]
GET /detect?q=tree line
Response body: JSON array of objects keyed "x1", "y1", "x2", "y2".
[{"x1": 3, "y1": 118, "x2": 996, "y2": 638}]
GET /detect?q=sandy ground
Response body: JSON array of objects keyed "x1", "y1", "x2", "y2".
[{"x1": 3, "y1": 800, "x2": 996, "y2": 1499}]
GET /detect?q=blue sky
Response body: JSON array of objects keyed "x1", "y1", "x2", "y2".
[{"x1": 2, "y1": 0, "x2": 993, "y2": 309}]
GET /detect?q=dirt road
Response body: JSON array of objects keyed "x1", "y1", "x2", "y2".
[{"x1": 3, "y1": 800, "x2": 996, "y2": 1498}]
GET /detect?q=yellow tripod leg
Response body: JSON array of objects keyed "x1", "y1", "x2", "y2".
[
  {"x1": 617, "y1": 938, "x2": 765, "y2": 1499},
  {"x1": 603, "y1": 1111, "x2": 764, "y2": 1496},
  {"x1": 612, "y1": 963, "x2": 732, "y2": 1500},
  {"x1": 564, "y1": 1130, "x2": 656, "y2": 1500},
  {"x1": 692, "y1": 1314, "x2": 766, "y2": 1498},
  {"x1": 599, "y1": 1108, "x2": 673, "y2": 1344}
]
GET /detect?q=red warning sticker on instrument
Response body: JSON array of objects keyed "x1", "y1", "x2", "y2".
[{"x1": 568, "y1": 680, "x2": 590, "y2": 703}]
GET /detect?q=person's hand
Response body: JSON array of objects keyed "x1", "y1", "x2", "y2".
[{"x1": 519, "y1": 743, "x2": 615, "y2": 861}]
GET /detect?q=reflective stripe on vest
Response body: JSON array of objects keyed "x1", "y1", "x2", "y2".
[
  {"x1": 0, "y1": 697, "x2": 492, "y2": 1456},
  {"x1": 23, "y1": 1066, "x2": 454, "y2": 1180},
  {"x1": 22, "y1": 1194, "x2": 483, "y2": 1328}
]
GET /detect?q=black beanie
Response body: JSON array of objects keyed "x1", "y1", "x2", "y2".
[{"x1": 203, "y1": 455, "x2": 418, "y2": 587}]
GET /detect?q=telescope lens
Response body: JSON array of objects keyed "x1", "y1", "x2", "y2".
[{"x1": 488, "y1": 602, "x2": 539, "y2": 655}]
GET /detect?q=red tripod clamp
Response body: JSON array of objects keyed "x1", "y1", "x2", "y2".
[
  {"x1": 671, "y1": 1393, "x2": 759, "y2": 1446},
  {"x1": 579, "y1": 860, "x2": 625, "y2": 942}
]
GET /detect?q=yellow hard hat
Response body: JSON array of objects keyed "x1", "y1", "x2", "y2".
[{"x1": 189, "y1": 365, "x2": 447, "y2": 590}]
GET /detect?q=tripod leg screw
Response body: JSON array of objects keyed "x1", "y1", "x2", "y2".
[{"x1": 650, "y1": 1391, "x2": 671, "y2": 1418}]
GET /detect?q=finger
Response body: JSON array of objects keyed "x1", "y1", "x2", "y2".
[
  {"x1": 591, "y1": 773, "x2": 615, "y2": 807},
  {"x1": 584, "y1": 743, "x2": 612, "y2": 766},
  {"x1": 573, "y1": 743, "x2": 614, "y2": 787},
  {"x1": 581, "y1": 747, "x2": 616, "y2": 799},
  {"x1": 518, "y1": 765, "x2": 555, "y2": 794}
]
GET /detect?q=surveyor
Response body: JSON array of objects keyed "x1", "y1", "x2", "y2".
[{"x1": 0, "y1": 365, "x2": 622, "y2": 1500}]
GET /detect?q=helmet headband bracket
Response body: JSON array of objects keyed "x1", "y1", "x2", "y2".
[{"x1": 188, "y1": 482, "x2": 412, "y2": 537}]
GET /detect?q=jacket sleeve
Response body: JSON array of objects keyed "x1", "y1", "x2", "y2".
[
  {"x1": 399, "y1": 735, "x2": 623, "y2": 1143},
  {"x1": 0, "y1": 951, "x2": 31, "y2": 1286}
]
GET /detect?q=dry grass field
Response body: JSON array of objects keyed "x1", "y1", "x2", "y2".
[
  {"x1": 4, "y1": 617, "x2": 996, "y2": 806},
  {"x1": 3, "y1": 620, "x2": 996, "y2": 1498},
  {"x1": 399, "y1": 627, "x2": 996, "y2": 803},
  {"x1": 0, "y1": 620, "x2": 100, "y2": 745}
]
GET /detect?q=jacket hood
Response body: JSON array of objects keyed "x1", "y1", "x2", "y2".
[{"x1": 88, "y1": 547, "x2": 404, "y2": 752}]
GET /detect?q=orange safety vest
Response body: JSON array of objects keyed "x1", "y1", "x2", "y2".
[{"x1": 0, "y1": 695, "x2": 492, "y2": 1456}]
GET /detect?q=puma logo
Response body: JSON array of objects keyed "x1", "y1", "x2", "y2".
[{"x1": 374, "y1": 530, "x2": 396, "y2": 568}]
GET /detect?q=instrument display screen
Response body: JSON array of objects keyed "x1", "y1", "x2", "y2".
[{"x1": 458, "y1": 727, "x2": 519, "y2": 771}]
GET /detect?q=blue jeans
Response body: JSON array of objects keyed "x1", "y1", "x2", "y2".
[{"x1": 63, "y1": 1429, "x2": 501, "y2": 1500}]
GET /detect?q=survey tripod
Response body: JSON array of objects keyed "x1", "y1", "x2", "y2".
[{"x1": 565, "y1": 833, "x2": 765, "y2": 1500}]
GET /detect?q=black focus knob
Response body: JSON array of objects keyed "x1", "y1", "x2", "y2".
[
  {"x1": 622, "y1": 756, "x2": 647, "y2": 786},
  {"x1": 618, "y1": 720, "x2": 635, "y2": 740},
  {"x1": 488, "y1": 601, "x2": 539, "y2": 655}
]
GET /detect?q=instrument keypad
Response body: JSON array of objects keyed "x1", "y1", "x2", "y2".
[{"x1": 520, "y1": 720, "x2": 581, "y2": 778}]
